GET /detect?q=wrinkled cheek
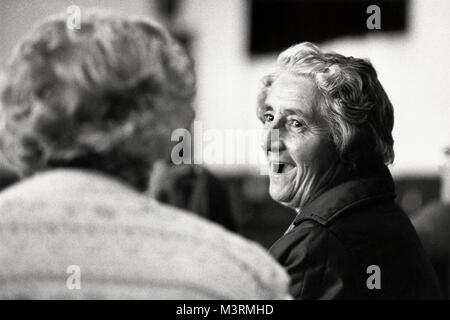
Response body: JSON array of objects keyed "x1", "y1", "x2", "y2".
[
  {"x1": 291, "y1": 162, "x2": 312, "y2": 196},
  {"x1": 280, "y1": 162, "x2": 317, "y2": 206}
]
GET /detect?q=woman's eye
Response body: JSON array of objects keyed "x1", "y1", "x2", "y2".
[
  {"x1": 290, "y1": 119, "x2": 304, "y2": 128},
  {"x1": 263, "y1": 113, "x2": 274, "y2": 123}
]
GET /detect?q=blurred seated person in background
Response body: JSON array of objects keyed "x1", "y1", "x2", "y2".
[
  {"x1": 149, "y1": 160, "x2": 237, "y2": 232},
  {"x1": 258, "y1": 42, "x2": 442, "y2": 299},
  {"x1": 411, "y1": 150, "x2": 450, "y2": 299},
  {"x1": 412, "y1": 201, "x2": 450, "y2": 299},
  {"x1": 0, "y1": 9, "x2": 290, "y2": 299}
]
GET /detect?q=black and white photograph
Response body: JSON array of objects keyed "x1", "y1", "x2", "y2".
[{"x1": 0, "y1": 0, "x2": 449, "y2": 307}]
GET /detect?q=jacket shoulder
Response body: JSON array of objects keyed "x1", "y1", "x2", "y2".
[{"x1": 270, "y1": 220, "x2": 357, "y2": 299}]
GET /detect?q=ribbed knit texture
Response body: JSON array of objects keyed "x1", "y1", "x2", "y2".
[{"x1": 0, "y1": 169, "x2": 290, "y2": 299}]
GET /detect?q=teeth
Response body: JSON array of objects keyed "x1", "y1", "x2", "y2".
[{"x1": 271, "y1": 163, "x2": 279, "y2": 173}]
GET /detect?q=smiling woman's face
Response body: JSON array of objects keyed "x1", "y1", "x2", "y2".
[{"x1": 259, "y1": 72, "x2": 338, "y2": 208}]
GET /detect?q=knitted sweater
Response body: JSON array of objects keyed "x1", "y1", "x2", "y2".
[{"x1": 0, "y1": 169, "x2": 290, "y2": 299}]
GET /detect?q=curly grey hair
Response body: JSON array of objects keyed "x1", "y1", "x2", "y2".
[
  {"x1": 258, "y1": 42, "x2": 394, "y2": 170},
  {"x1": 0, "y1": 9, "x2": 195, "y2": 188}
]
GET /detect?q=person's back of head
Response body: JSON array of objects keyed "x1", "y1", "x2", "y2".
[{"x1": 0, "y1": 8, "x2": 195, "y2": 190}]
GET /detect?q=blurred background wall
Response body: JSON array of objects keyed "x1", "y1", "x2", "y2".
[{"x1": 1, "y1": 0, "x2": 449, "y2": 176}]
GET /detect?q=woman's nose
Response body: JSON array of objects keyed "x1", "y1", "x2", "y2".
[{"x1": 261, "y1": 128, "x2": 285, "y2": 153}]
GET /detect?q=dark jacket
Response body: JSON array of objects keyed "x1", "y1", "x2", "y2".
[{"x1": 269, "y1": 165, "x2": 442, "y2": 299}]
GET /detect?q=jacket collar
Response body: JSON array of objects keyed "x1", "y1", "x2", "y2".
[{"x1": 293, "y1": 164, "x2": 396, "y2": 227}]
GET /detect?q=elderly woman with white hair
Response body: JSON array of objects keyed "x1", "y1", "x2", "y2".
[
  {"x1": 259, "y1": 42, "x2": 442, "y2": 299},
  {"x1": 0, "y1": 10, "x2": 290, "y2": 299}
]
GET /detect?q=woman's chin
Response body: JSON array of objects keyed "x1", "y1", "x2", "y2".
[
  {"x1": 269, "y1": 181, "x2": 295, "y2": 204},
  {"x1": 268, "y1": 167, "x2": 298, "y2": 203}
]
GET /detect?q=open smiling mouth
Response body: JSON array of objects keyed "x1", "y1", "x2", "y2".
[{"x1": 270, "y1": 162, "x2": 296, "y2": 174}]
